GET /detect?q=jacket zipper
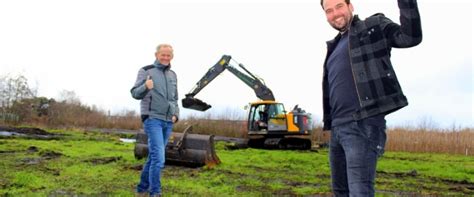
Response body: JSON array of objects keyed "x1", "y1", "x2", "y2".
[
  {"x1": 164, "y1": 69, "x2": 170, "y2": 120},
  {"x1": 149, "y1": 95, "x2": 152, "y2": 112},
  {"x1": 148, "y1": 72, "x2": 153, "y2": 112}
]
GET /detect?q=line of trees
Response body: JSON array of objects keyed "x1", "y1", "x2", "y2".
[
  {"x1": 1, "y1": 73, "x2": 472, "y2": 155},
  {"x1": 0, "y1": 74, "x2": 141, "y2": 129}
]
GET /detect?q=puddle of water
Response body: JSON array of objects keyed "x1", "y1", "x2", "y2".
[
  {"x1": 0, "y1": 131, "x2": 25, "y2": 137},
  {"x1": 120, "y1": 138, "x2": 136, "y2": 143}
]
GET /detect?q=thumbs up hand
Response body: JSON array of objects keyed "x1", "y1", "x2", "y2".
[{"x1": 145, "y1": 75, "x2": 154, "y2": 90}]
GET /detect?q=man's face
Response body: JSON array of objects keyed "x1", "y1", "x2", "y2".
[
  {"x1": 155, "y1": 47, "x2": 173, "y2": 66},
  {"x1": 322, "y1": 0, "x2": 354, "y2": 32}
]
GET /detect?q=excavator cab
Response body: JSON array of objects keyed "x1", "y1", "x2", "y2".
[
  {"x1": 247, "y1": 101, "x2": 313, "y2": 149},
  {"x1": 248, "y1": 101, "x2": 287, "y2": 133},
  {"x1": 248, "y1": 101, "x2": 312, "y2": 135}
]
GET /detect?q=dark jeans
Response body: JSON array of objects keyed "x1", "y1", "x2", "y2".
[
  {"x1": 137, "y1": 118, "x2": 173, "y2": 196},
  {"x1": 329, "y1": 119, "x2": 386, "y2": 197}
]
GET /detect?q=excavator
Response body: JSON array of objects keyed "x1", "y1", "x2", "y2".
[
  {"x1": 182, "y1": 55, "x2": 313, "y2": 149},
  {"x1": 134, "y1": 55, "x2": 313, "y2": 168}
]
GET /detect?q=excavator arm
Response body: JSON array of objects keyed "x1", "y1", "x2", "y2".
[{"x1": 182, "y1": 55, "x2": 275, "y2": 111}]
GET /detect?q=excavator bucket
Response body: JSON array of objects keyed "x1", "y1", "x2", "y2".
[
  {"x1": 134, "y1": 126, "x2": 220, "y2": 168},
  {"x1": 182, "y1": 96, "x2": 211, "y2": 111}
]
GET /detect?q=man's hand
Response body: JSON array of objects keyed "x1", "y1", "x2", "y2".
[
  {"x1": 145, "y1": 75, "x2": 154, "y2": 90},
  {"x1": 172, "y1": 115, "x2": 177, "y2": 123}
]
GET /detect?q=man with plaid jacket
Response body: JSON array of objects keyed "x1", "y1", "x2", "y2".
[{"x1": 320, "y1": 0, "x2": 422, "y2": 196}]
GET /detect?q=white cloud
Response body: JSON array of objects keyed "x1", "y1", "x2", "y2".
[{"x1": 0, "y1": 0, "x2": 472, "y2": 128}]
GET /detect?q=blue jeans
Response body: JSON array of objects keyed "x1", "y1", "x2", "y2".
[
  {"x1": 137, "y1": 118, "x2": 173, "y2": 195},
  {"x1": 329, "y1": 119, "x2": 386, "y2": 197}
]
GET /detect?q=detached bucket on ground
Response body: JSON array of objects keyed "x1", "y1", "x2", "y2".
[{"x1": 134, "y1": 126, "x2": 220, "y2": 168}]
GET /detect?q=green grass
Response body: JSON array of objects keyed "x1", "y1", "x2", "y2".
[
  {"x1": 379, "y1": 152, "x2": 474, "y2": 182},
  {"x1": 0, "y1": 129, "x2": 473, "y2": 196}
]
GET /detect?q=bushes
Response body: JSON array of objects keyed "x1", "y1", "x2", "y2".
[{"x1": 1, "y1": 96, "x2": 141, "y2": 130}]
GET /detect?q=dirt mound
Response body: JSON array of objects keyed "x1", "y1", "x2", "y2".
[
  {"x1": 0, "y1": 125, "x2": 52, "y2": 135},
  {"x1": 0, "y1": 125, "x2": 60, "y2": 140}
]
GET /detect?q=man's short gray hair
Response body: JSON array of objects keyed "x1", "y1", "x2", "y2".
[{"x1": 156, "y1": 44, "x2": 173, "y2": 53}]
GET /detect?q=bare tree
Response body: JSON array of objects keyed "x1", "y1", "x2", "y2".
[
  {"x1": 0, "y1": 74, "x2": 37, "y2": 123},
  {"x1": 0, "y1": 74, "x2": 36, "y2": 109},
  {"x1": 57, "y1": 89, "x2": 81, "y2": 105}
]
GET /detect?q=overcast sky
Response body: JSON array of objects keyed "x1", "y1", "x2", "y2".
[{"x1": 0, "y1": 0, "x2": 472, "y2": 129}]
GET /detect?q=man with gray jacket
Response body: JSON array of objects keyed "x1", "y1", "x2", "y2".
[{"x1": 131, "y1": 44, "x2": 179, "y2": 197}]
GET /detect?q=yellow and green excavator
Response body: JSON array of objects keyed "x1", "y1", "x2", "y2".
[
  {"x1": 134, "y1": 55, "x2": 313, "y2": 168},
  {"x1": 182, "y1": 55, "x2": 313, "y2": 149}
]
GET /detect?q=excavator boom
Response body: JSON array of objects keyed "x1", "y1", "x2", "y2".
[{"x1": 182, "y1": 55, "x2": 274, "y2": 111}]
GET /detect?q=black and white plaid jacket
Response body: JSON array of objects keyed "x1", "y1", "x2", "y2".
[{"x1": 322, "y1": 0, "x2": 422, "y2": 130}]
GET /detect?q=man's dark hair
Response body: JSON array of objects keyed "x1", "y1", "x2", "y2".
[{"x1": 320, "y1": 0, "x2": 351, "y2": 9}]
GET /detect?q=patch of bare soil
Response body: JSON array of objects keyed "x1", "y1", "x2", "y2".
[
  {"x1": 377, "y1": 170, "x2": 474, "y2": 195},
  {"x1": 0, "y1": 150, "x2": 17, "y2": 154},
  {"x1": 18, "y1": 146, "x2": 63, "y2": 166},
  {"x1": 439, "y1": 178, "x2": 474, "y2": 194},
  {"x1": 0, "y1": 125, "x2": 50, "y2": 135},
  {"x1": 230, "y1": 165, "x2": 328, "y2": 194},
  {"x1": 378, "y1": 169, "x2": 419, "y2": 178},
  {"x1": 0, "y1": 125, "x2": 60, "y2": 140},
  {"x1": 39, "y1": 150, "x2": 63, "y2": 160},
  {"x1": 83, "y1": 156, "x2": 122, "y2": 165},
  {"x1": 124, "y1": 164, "x2": 143, "y2": 171}
]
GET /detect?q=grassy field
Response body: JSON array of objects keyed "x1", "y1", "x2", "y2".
[{"x1": 0, "y1": 129, "x2": 473, "y2": 196}]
